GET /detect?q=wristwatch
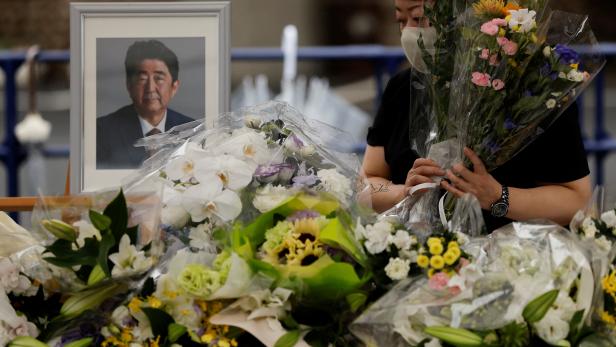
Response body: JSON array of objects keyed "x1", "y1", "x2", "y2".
[{"x1": 490, "y1": 186, "x2": 509, "y2": 218}]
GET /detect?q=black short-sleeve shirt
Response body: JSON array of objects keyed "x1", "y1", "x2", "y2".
[{"x1": 367, "y1": 69, "x2": 590, "y2": 231}]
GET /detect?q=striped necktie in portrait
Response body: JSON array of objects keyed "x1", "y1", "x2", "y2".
[{"x1": 145, "y1": 128, "x2": 162, "y2": 157}]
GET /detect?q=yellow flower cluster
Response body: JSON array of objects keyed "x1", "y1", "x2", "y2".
[
  {"x1": 473, "y1": 0, "x2": 521, "y2": 18},
  {"x1": 101, "y1": 328, "x2": 134, "y2": 347},
  {"x1": 266, "y1": 218, "x2": 325, "y2": 266},
  {"x1": 600, "y1": 309, "x2": 616, "y2": 326},
  {"x1": 603, "y1": 270, "x2": 616, "y2": 301},
  {"x1": 197, "y1": 299, "x2": 238, "y2": 347},
  {"x1": 417, "y1": 237, "x2": 462, "y2": 277}
]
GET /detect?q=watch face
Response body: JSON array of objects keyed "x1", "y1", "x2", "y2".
[{"x1": 492, "y1": 202, "x2": 508, "y2": 218}]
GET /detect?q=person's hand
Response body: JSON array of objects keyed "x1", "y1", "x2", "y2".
[
  {"x1": 440, "y1": 147, "x2": 502, "y2": 210},
  {"x1": 405, "y1": 158, "x2": 445, "y2": 196}
]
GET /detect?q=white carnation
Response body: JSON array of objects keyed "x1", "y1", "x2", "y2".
[
  {"x1": 455, "y1": 232, "x2": 470, "y2": 246},
  {"x1": 316, "y1": 169, "x2": 352, "y2": 204},
  {"x1": 253, "y1": 185, "x2": 294, "y2": 213},
  {"x1": 545, "y1": 99, "x2": 557, "y2": 109},
  {"x1": 601, "y1": 210, "x2": 616, "y2": 228},
  {"x1": 385, "y1": 257, "x2": 410, "y2": 281},
  {"x1": 567, "y1": 69, "x2": 585, "y2": 82},
  {"x1": 364, "y1": 221, "x2": 394, "y2": 255}
]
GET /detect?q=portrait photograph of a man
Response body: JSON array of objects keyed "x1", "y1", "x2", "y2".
[{"x1": 96, "y1": 37, "x2": 205, "y2": 169}]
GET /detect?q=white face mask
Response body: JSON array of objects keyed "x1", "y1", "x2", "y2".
[{"x1": 400, "y1": 26, "x2": 437, "y2": 74}]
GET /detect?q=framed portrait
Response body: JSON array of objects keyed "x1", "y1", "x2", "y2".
[{"x1": 70, "y1": 1, "x2": 230, "y2": 193}]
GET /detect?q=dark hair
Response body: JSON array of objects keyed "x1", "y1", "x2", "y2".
[{"x1": 124, "y1": 40, "x2": 179, "y2": 82}]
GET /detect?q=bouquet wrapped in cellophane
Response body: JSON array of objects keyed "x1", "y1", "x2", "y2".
[
  {"x1": 383, "y1": 0, "x2": 605, "y2": 231},
  {"x1": 351, "y1": 218, "x2": 596, "y2": 347}
]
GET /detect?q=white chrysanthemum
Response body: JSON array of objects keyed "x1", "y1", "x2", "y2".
[
  {"x1": 316, "y1": 168, "x2": 352, "y2": 203},
  {"x1": 545, "y1": 99, "x2": 557, "y2": 109},
  {"x1": 252, "y1": 185, "x2": 294, "y2": 213},
  {"x1": 601, "y1": 210, "x2": 616, "y2": 228},
  {"x1": 507, "y1": 9, "x2": 537, "y2": 33},
  {"x1": 389, "y1": 230, "x2": 414, "y2": 251},
  {"x1": 455, "y1": 232, "x2": 470, "y2": 246},
  {"x1": 567, "y1": 69, "x2": 585, "y2": 82},
  {"x1": 385, "y1": 257, "x2": 411, "y2": 281},
  {"x1": 108, "y1": 235, "x2": 153, "y2": 277}
]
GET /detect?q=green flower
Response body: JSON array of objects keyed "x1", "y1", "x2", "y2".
[
  {"x1": 213, "y1": 250, "x2": 232, "y2": 282},
  {"x1": 178, "y1": 264, "x2": 222, "y2": 298},
  {"x1": 263, "y1": 221, "x2": 293, "y2": 253}
]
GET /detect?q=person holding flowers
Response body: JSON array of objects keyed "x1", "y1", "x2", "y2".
[{"x1": 362, "y1": 0, "x2": 592, "y2": 231}]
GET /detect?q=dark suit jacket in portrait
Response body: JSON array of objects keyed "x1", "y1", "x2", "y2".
[{"x1": 96, "y1": 105, "x2": 193, "y2": 169}]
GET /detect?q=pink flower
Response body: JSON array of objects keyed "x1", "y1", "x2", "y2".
[
  {"x1": 479, "y1": 48, "x2": 490, "y2": 60},
  {"x1": 480, "y1": 21, "x2": 499, "y2": 36},
  {"x1": 497, "y1": 37, "x2": 518, "y2": 55},
  {"x1": 471, "y1": 72, "x2": 491, "y2": 87},
  {"x1": 448, "y1": 286, "x2": 462, "y2": 296},
  {"x1": 428, "y1": 272, "x2": 450, "y2": 291},
  {"x1": 489, "y1": 54, "x2": 500, "y2": 66},
  {"x1": 492, "y1": 79, "x2": 505, "y2": 91},
  {"x1": 492, "y1": 18, "x2": 507, "y2": 26}
]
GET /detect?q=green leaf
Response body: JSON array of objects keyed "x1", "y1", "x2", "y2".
[
  {"x1": 281, "y1": 315, "x2": 299, "y2": 330},
  {"x1": 319, "y1": 217, "x2": 367, "y2": 267},
  {"x1": 126, "y1": 226, "x2": 139, "y2": 245},
  {"x1": 89, "y1": 210, "x2": 111, "y2": 231},
  {"x1": 63, "y1": 337, "x2": 93, "y2": 347},
  {"x1": 274, "y1": 330, "x2": 300, "y2": 347},
  {"x1": 346, "y1": 292, "x2": 367, "y2": 313},
  {"x1": 97, "y1": 231, "x2": 115, "y2": 277},
  {"x1": 103, "y1": 190, "x2": 129, "y2": 241},
  {"x1": 523, "y1": 289, "x2": 559, "y2": 323},
  {"x1": 168, "y1": 323, "x2": 187, "y2": 343},
  {"x1": 142, "y1": 307, "x2": 175, "y2": 340}
]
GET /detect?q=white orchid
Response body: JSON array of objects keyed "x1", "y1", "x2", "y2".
[
  {"x1": 207, "y1": 128, "x2": 275, "y2": 166},
  {"x1": 193, "y1": 154, "x2": 257, "y2": 191},
  {"x1": 165, "y1": 157, "x2": 196, "y2": 182},
  {"x1": 0, "y1": 258, "x2": 30, "y2": 295},
  {"x1": 181, "y1": 179, "x2": 242, "y2": 222},
  {"x1": 108, "y1": 235, "x2": 153, "y2": 277},
  {"x1": 0, "y1": 291, "x2": 38, "y2": 346},
  {"x1": 507, "y1": 9, "x2": 537, "y2": 33}
]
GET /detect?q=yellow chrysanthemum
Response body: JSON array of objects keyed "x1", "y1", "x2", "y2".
[
  {"x1": 448, "y1": 241, "x2": 459, "y2": 249},
  {"x1": 448, "y1": 246, "x2": 461, "y2": 260},
  {"x1": 430, "y1": 255, "x2": 445, "y2": 270},
  {"x1": 120, "y1": 329, "x2": 133, "y2": 343},
  {"x1": 202, "y1": 333, "x2": 216, "y2": 344},
  {"x1": 218, "y1": 340, "x2": 231, "y2": 347},
  {"x1": 417, "y1": 255, "x2": 430, "y2": 268},
  {"x1": 443, "y1": 251, "x2": 458, "y2": 265},
  {"x1": 427, "y1": 237, "x2": 442, "y2": 247},
  {"x1": 600, "y1": 310, "x2": 616, "y2": 325},
  {"x1": 473, "y1": 0, "x2": 505, "y2": 18},
  {"x1": 231, "y1": 339, "x2": 239, "y2": 347},
  {"x1": 128, "y1": 297, "x2": 143, "y2": 313},
  {"x1": 147, "y1": 296, "x2": 162, "y2": 309},
  {"x1": 429, "y1": 243, "x2": 444, "y2": 255},
  {"x1": 602, "y1": 271, "x2": 616, "y2": 295},
  {"x1": 428, "y1": 268, "x2": 436, "y2": 278}
]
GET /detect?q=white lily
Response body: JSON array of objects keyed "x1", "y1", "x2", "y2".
[
  {"x1": 108, "y1": 235, "x2": 153, "y2": 277},
  {"x1": 73, "y1": 220, "x2": 101, "y2": 249},
  {"x1": 193, "y1": 154, "x2": 257, "y2": 191},
  {"x1": 181, "y1": 179, "x2": 242, "y2": 222}
]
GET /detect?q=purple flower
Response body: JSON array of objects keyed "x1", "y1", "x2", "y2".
[
  {"x1": 539, "y1": 63, "x2": 551, "y2": 77},
  {"x1": 292, "y1": 174, "x2": 319, "y2": 188},
  {"x1": 504, "y1": 118, "x2": 517, "y2": 130},
  {"x1": 254, "y1": 163, "x2": 297, "y2": 184},
  {"x1": 287, "y1": 210, "x2": 321, "y2": 222},
  {"x1": 554, "y1": 44, "x2": 580, "y2": 65}
]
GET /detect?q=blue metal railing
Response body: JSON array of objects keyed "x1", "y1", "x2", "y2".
[{"x1": 0, "y1": 45, "x2": 614, "y2": 216}]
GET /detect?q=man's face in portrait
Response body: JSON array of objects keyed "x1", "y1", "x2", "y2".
[{"x1": 127, "y1": 58, "x2": 180, "y2": 118}]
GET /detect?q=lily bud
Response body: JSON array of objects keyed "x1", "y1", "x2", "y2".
[{"x1": 41, "y1": 219, "x2": 77, "y2": 242}]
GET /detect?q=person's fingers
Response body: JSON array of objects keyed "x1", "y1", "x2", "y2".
[
  {"x1": 446, "y1": 170, "x2": 474, "y2": 193},
  {"x1": 451, "y1": 163, "x2": 477, "y2": 184},
  {"x1": 405, "y1": 174, "x2": 434, "y2": 188},
  {"x1": 412, "y1": 158, "x2": 441, "y2": 170},
  {"x1": 441, "y1": 180, "x2": 465, "y2": 198},
  {"x1": 464, "y1": 147, "x2": 487, "y2": 174},
  {"x1": 413, "y1": 165, "x2": 446, "y2": 178}
]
